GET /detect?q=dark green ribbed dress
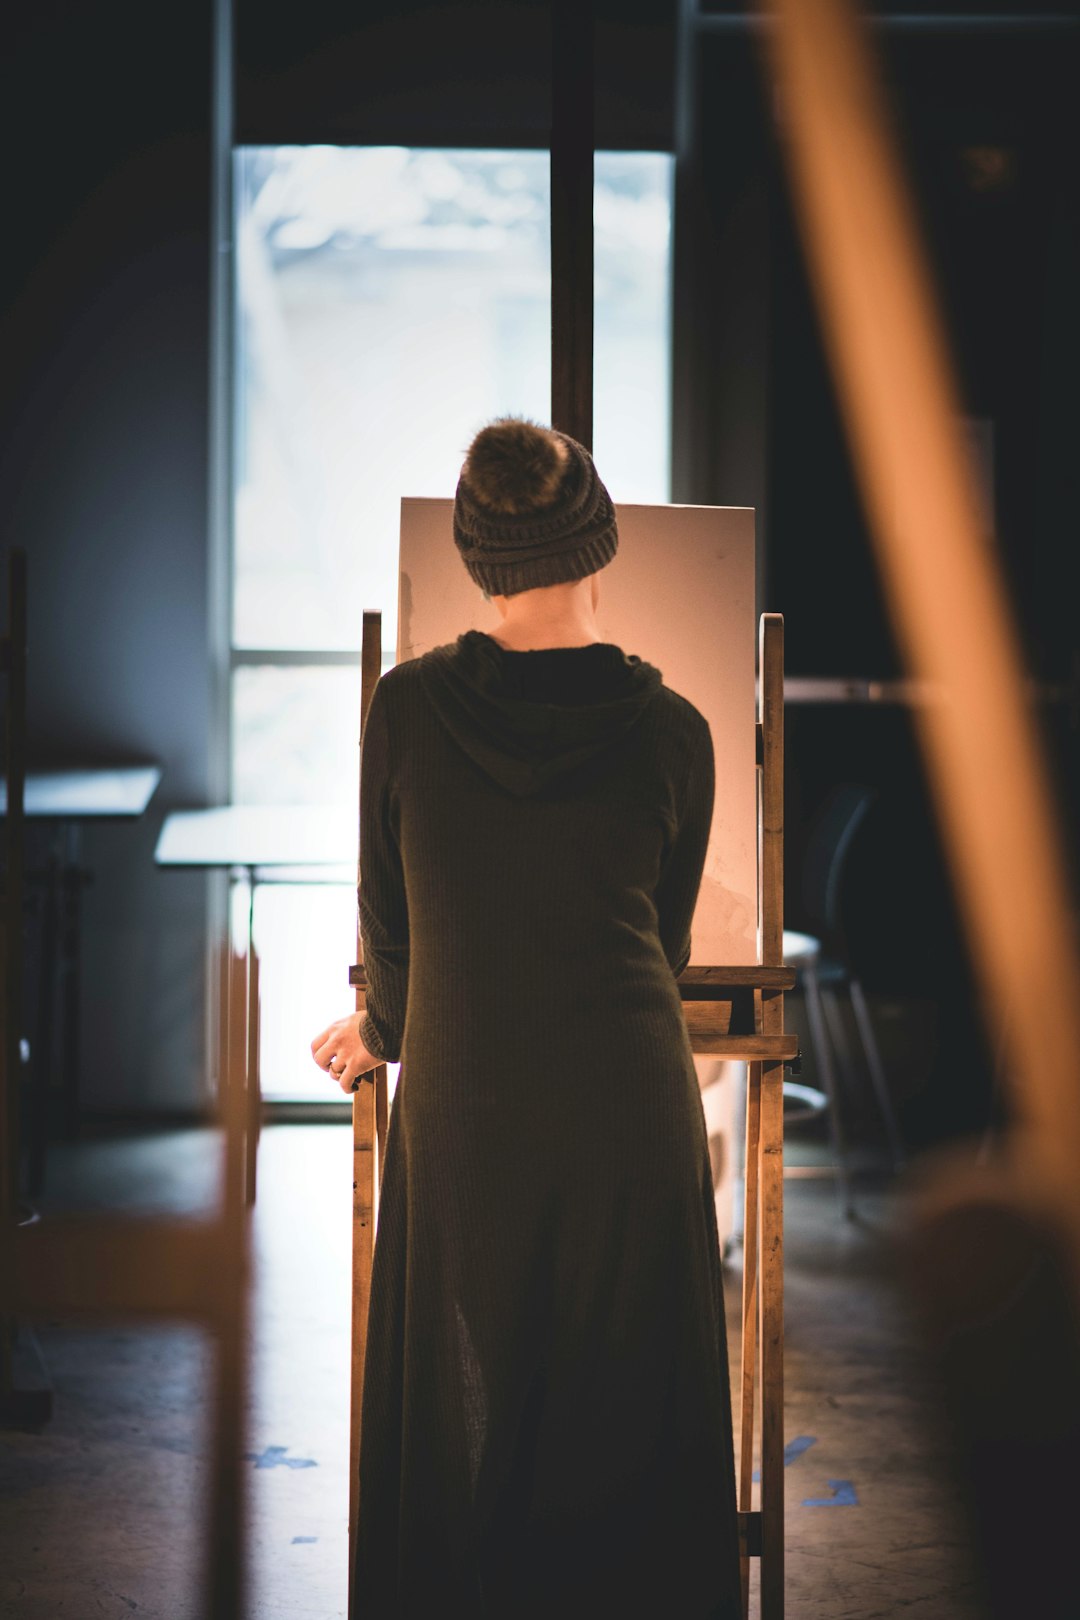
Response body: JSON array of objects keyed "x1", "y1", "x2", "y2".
[{"x1": 354, "y1": 628, "x2": 740, "y2": 1619}]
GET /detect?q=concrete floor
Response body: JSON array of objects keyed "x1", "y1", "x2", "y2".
[{"x1": 0, "y1": 1123, "x2": 986, "y2": 1619}]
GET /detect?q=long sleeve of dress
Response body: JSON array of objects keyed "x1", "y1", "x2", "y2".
[
  {"x1": 654, "y1": 715, "x2": 715, "y2": 978},
  {"x1": 357, "y1": 674, "x2": 410, "y2": 1063}
]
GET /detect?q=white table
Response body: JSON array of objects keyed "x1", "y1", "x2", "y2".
[
  {"x1": 155, "y1": 803, "x2": 356, "y2": 875},
  {"x1": 155, "y1": 802, "x2": 358, "y2": 955},
  {"x1": 155, "y1": 805, "x2": 361, "y2": 1163},
  {"x1": 1, "y1": 765, "x2": 162, "y2": 819}
]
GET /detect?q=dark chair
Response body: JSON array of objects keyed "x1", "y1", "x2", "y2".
[{"x1": 783, "y1": 784, "x2": 906, "y2": 1219}]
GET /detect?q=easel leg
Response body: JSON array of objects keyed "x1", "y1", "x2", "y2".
[
  {"x1": 375, "y1": 1067, "x2": 388, "y2": 1197},
  {"x1": 348, "y1": 1064, "x2": 379, "y2": 1620},
  {"x1": 206, "y1": 945, "x2": 251, "y2": 1620},
  {"x1": 738, "y1": 1059, "x2": 761, "y2": 1619},
  {"x1": 351, "y1": 602, "x2": 384, "y2": 1615},
  {"x1": 759, "y1": 1057, "x2": 785, "y2": 1619}
]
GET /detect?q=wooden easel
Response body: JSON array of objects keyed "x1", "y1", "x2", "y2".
[{"x1": 346, "y1": 607, "x2": 789, "y2": 1618}]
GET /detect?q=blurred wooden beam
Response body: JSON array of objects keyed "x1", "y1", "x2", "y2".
[
  {"x1": 12, "y1": 1217, "x2": 223, "y2": 1319},
  {"x1": 761, "y1": 0, "x2": 1080, "y2": 1246}
]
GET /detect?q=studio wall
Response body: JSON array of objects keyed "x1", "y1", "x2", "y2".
[{"x1": 1, "y1": 2, "x2": 215, "y2": 1112}]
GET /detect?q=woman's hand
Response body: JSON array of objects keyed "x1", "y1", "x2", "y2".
[{"x1": 311, "y1": 1014, "x2": 383, "y2": 1095}]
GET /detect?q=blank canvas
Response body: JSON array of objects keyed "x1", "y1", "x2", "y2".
[{"x1": 397, "y1": 497, "x2": 758, "y2": 967}]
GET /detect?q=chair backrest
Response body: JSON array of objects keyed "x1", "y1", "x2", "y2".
[{"x1": 801, "y1": 782, "x2": 877, "y2": 952}]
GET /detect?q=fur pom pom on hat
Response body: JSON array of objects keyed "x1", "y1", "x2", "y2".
[
  {"x1": 462, "y1": 418, "x2": 569, "y2": 516},
  {"x1": 453, "y1": 416, "x2": 618, "y2": 596}
]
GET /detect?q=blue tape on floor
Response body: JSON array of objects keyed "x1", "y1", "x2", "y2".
[
  {"x1": 292, "y1": 1537, "x2": 318, "y2": 1544},
  {"x1": 803, "y1": 1479, "x2": 858, "y2": 1506},
  {"x1": 752, "y1": 1434, "x2": 817, "y2": 1481},
  {"x1": 246, "y1": 1445, "x2": 317, "y2": 1470}
]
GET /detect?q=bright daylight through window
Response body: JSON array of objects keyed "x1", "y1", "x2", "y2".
[{"x1": 231, "y1": 144, "x2": 674, "y2": 1099}]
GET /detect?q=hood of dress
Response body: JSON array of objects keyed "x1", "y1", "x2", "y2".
[{"x1": 417, "y1": 629, "x2": 663, "y2": 796}]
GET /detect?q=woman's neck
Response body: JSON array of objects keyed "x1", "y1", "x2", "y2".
[
  {"x1": 488, "y1": 616, "x2": 604, "y2": 651},
  {"x1": 485, "y1": 577, "x2": 604, "y2": 650}
]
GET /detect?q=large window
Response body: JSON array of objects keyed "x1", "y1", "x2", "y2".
[{"x1": 232, "y1": 144, "x2": 674, "y2": 1099}]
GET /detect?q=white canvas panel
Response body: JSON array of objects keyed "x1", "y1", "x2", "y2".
[{"x1": 397, "y1": 497, "x2": 758, "y2": 966}]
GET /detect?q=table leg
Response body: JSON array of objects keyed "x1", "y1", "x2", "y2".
[
  {"x1": 243, "y1": 868, "x2": 259, "y2": 1207},
  {"x1": 59, "y1": 822, "x2": 85, "y2": 1138}
]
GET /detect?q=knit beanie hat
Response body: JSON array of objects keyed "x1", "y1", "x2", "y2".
[{"x1": 453, "y1": 417, "x2": 618, "y2": 596}]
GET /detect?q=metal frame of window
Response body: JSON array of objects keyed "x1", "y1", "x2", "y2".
[
  {"x1": 229, "y1": 650, "x2": 385, "y2": 668},
  {"x1": 206, "y1": 0, "x2": 235, "y2": 1112},
  {"x1": 211, "y1": 19, "x2": 676, "y2": 1113}
]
